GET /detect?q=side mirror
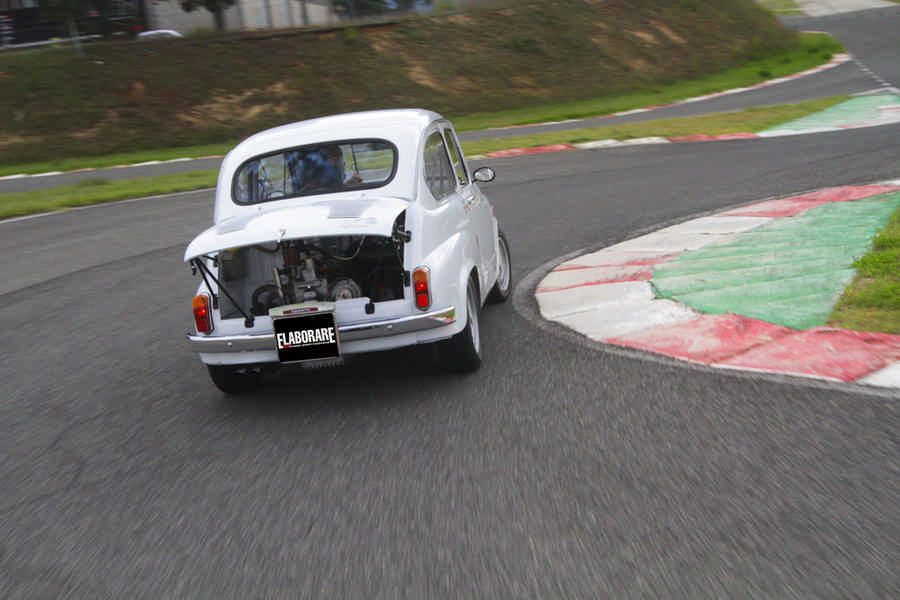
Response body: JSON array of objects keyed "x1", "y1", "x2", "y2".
[{"x1": 473, "y1": 166, "x2": 495, "y2": 183}]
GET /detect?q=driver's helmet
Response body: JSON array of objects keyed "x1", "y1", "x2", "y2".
[{"x1": 304, "y1": 144, "x2": 344, "y2": 188}]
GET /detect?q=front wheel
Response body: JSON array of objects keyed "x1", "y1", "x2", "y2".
[
  {"x1": 487, "y1": 229, "x2": 511, "y2": 304},
  {"x1": 438, "y1": 279, "x2": 482, "y2": 373},
  {"x1": 207, "y1": 364, "x2": 262, "y2": 395}
]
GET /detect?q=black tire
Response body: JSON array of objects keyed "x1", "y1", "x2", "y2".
[
  {"x1": 438, "y1": 278, "x2": 482, "y2": 373},
  {"x1": 486, "y1": 229, "x2": 511, "y2": 304},
  {"x1": 207, "y1": 364, "x2": 262, "y2": 395}
]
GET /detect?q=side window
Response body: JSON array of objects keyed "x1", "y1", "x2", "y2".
[
  {"x1": 423, "y1": 131, "x2": 455, "y2": 201},
  {"x1": 443, "y1": 129, "x2": 468, "y2": 186}
]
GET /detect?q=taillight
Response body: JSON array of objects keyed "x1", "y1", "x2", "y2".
[
  {"x1": 193, "y1": 294, "x2": 213, "y2": 333},
  {"x1": 412, "y1": 267, "x2": 431, "y2": 310}
]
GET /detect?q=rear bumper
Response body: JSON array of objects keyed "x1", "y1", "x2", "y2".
[{"x1": 186, "y1": 306, "x2": 456, "y2": 354}]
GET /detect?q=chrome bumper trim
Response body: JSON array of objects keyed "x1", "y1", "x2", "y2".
[{"x1": 186, "y1": 306, "x2": 456, "y2": 353}]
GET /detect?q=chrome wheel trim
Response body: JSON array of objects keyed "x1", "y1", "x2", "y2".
[
  {"x1": 468, "y1": 285, "x2": 480, "y2": 355},
  {"x1": 497, "y1": 236, "x2": 511, "y2": 294}
]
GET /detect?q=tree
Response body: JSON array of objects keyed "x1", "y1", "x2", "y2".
[{"x1": 180, "y1": 0, "x2": 235, "y2": 32}]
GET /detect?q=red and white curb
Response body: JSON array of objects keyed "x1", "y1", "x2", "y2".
[
  {"x1": 475, "y1": 91, "x2": 900, "y2": 158},
  {"x1": 535, "y1": 179, "x2": 900, "y2": 389}
]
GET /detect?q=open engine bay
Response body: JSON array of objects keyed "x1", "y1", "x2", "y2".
[{"x1": 211, "y1": 233, "x2": 407, "y2": 320}]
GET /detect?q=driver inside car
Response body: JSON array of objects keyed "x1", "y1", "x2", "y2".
[{"x1": 286, "y1": 145, "x2": 363, "y2": 193}]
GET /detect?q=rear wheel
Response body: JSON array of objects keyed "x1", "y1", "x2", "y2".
[
  {"x1": 207, "y1": 365, "x2": 262, "y2": 394},
  {"x1": 438, "y1": 278, "x2": 482, "y2": 372},
  {"x1": 487, "y1": 230, "x2": 511, "y2": 304}
]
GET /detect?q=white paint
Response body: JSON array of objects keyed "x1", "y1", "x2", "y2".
[
  {"x1": 539, "y1": 265, "x2": 652, "y2": 291},
  {"x1": 560, "y1": 249, "x2": 675, "y2": 269},
  {"x1": 0, "y1": 174, "x2": 25, "y2": 180},
  {"x1": 604, "y1": 230, "x2": 730, "y2": 253},
  {"x1": 617, "y1": 137, "x2": 670, "y2": 146},
  {"x1": 796, "y1": 0, "x2": 895, "y2": 16},
  {"x1": 756, "y1": 127, "x2": 840, "y2": 137},
  {"x1": 858, "y1": 362, "x2": 900, "y2": 387},
  {"x1": 613, "y1": 109, "x2": 652, "y2": 117},
  {"x1": 653, "y1": 216, "x2": 771, "y2": 236},
  {"x1": 554, "y1": 298, "x2": 698, "y2": 341},
  {"x1": 536, "y1": 281, "x2": 654, "y2": 320},
  {"x1": 573, "y1": 140, "x2": 621, "y2": 150}
]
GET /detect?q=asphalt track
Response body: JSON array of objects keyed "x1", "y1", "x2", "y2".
[{"x1": 2, "y1": 6, "x2": 899, "y2": 598}]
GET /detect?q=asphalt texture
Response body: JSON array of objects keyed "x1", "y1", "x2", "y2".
[{"x1": 2, "y1": 6, "x2": 899, "y2": 598}]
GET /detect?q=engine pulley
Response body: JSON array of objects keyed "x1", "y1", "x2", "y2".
[{"x1": 329, "y1": 279, "x2": 363, "y2": 301}]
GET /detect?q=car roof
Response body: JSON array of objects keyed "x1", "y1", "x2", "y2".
[
  {"x1": 213, "y1": 109, "x2": 446, "y2": 223},
  {"x1": 225, "y1": 109, "x2": 443, "y2": 164}
]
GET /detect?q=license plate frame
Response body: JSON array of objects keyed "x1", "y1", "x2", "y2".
[{"x1": 272, "y1": 309, "x2": 341, "y2": 364}]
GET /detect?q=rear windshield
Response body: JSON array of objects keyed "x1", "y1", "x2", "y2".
[{"x1": 232, "y1": 139, "x2": 397, "y2": 205}]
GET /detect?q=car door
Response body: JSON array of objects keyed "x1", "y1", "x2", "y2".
[
  {"x1": 418, "y1": 128, "x2": 475, "y2": 299},
  {"x1": 441, "y1": 125, "x2": 496, "y2": 295}
]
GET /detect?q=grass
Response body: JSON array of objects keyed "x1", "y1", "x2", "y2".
[
  {"x1": 460, "y1": 96, "x2": 848, "y2": 156},
  {"x1": 0, "y1": 143, "x2": 234, "y2": 178},
  {"x1": 453, "y1": 32, "x2": 844, "y2": 131},
  {"x1": 0, "y1": 171, "x2": 217, "y2": 219},
  {"x1": 1, "y1": 96, "x2": 850, "y2": 219},
  {"x1": 0, "y1": 0, "x2": 804, "y2": 165},
  {"x1": 0, "y1": 33, "x2": 844, "y2": 178},
  {"x1": 756, "y1": 0, "x2": 804, "y2": 15},
  {"x1": 829, "y1": 202, "x2": 900, "y2": 334}
]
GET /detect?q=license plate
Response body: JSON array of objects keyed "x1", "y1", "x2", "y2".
[{"x1": 273, "y1": 311, "x2": 340, "y2": 363}]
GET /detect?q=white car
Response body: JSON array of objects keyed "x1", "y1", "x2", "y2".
[
  {"x1": 136, "y1": 29, "x2": 183, "y2": 41},
  {"x1": 185, "y1": 109, "x2": 511, "y2": 393}
]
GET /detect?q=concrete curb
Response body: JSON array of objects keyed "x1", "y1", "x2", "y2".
[{"x1": 535, "y1": 179, "x2": 900, "y2": 390}]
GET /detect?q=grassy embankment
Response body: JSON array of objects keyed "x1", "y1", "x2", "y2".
[
  {"x1": 0, "y1": 1, "x2": 847, "y2": 220},
  {"x1": 1, "y1": 29, "x2": 842, "y2": 177},
  {"x1": 0, "y1": 95, "x2": 848, "y2": 220},
  {"x1": 830, "y1": 207, "x2": 900, "y2": 334},
  {"x1": 2, "y1": 0, "x2": 804, "y2": 166},
  {"x1": 756, "y1": 0, "x2": 804, "y2": 16}
]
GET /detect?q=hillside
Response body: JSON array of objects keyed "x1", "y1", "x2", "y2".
[{"x1": 0, "y1": 0, "x2": 798, "y2": 164}]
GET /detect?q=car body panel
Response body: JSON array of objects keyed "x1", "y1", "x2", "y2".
[
  {"x1": 184, "y1": 109, "x2": 504, "y2": 375},
  {"x1": 184, "y1": 195, "x2": 409, "y2": 260}
]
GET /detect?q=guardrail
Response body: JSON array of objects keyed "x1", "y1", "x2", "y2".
[{"x1": 0, "y1": 33, "x2": 101, "y2": 52}]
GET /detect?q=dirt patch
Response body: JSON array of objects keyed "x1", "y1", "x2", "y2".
[
  {"x1": 368, "y1": 31, "x2": 396, "y2": 54},
  {"x1": 626, "y1": 57, "x2": 651, "y2": 72},
  {"x1": 407, "y1": 64, "x2": 441, "y2": 91},
  {"x1": 0, "y1": 134, "x2": 39, "y2": 149},
  {"x1": 128, "y1": 81, "x2": 148, "y2": 101},
  {"x1": 440, "y1": 13, "x2": 475, "y2": 25},
  {"x1": 71, "y1": 110, "x2": 120, "y2": 139},
  {"x1": 628, "y1": 30, "x2": 658, "y2": 45},
  {"x1": 653, "y1": 21, "x2": 687, "y2": 45},
  {"x1": 178, "y1": 81, "x2": 292, "y2": 126}
]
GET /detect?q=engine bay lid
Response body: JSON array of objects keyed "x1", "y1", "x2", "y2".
[{"x1": 185, "y1": 196, "x2": 408, "y2": 261}]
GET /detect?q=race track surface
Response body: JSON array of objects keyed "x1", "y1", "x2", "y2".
[{"x1": 2, "y1": 7, "x2": 899, "y2": 598}]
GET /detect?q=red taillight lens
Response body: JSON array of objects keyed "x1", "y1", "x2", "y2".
[
  {"x1": 193, "y1": 294, "x2": 213, "y2": 333},
  {"x1": 412, "y1": 267, "x2": 430, "y2": 310}
]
